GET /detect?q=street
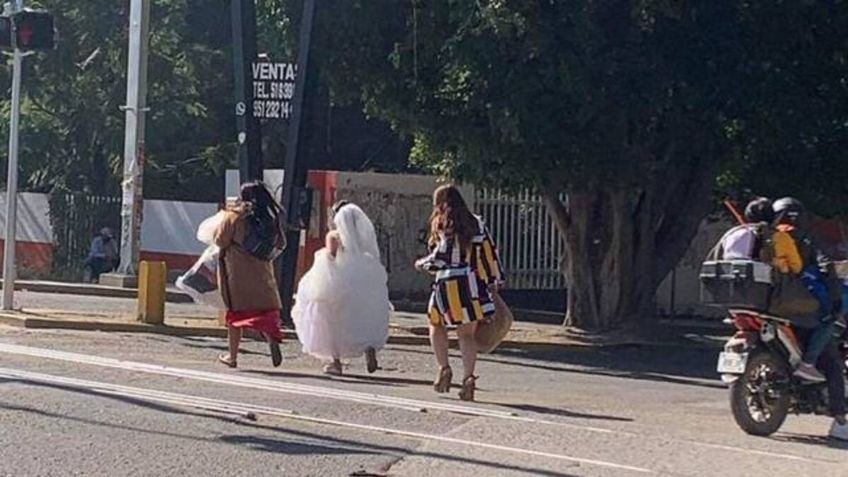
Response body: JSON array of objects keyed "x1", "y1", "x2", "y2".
[{"x1": 0, "y1": 325, "x2": 846, "y2": 477}]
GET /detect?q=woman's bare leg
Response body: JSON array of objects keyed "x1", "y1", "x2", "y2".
[
  {"x1": 429, "y1": 324, "x2": 450, "y2": 369},
  {"x1": 456, "y1": 321, "x2": 478, "y2": 379},
  {"x1": 228, "y1": 326, "x2": 242, "y2": 363}
]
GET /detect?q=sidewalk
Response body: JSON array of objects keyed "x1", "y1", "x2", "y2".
[
  {"x1": 0, "y1": 306, "x2": 729, "y2": 351},
  {"x1": 0, "y1": 279, "x2": 730, "y2": 350},
  {"x1": 0, "y1": 279, "x2": 193, "y2": 303}
]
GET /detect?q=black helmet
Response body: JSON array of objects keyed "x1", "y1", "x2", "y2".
[
  {"x1": 773, "y1": 197, "x2": 804, "y2": 224},
  {"x1": 744, "y1": 197, "x2": 774, "y2": 224}
]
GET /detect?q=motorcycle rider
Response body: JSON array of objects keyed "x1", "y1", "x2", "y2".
[
  {"x1": 771, "y1": 197, "x2": 843, "y2": 382},
  {"x1": 718, "y1": 197, "x2": 774, "y2": 260}
]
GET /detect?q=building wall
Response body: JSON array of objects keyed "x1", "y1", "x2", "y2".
[
  {"x1": 303, "y1": 171, "x2": 472, "y2": 300},
  {"x1": 8, "y1": 183, "x2": 844, "y2": 315},
  {"x1": 656, "y1": 217, "x2": 735, "y2": 318},
  {"x1": 0, "y1": 193, "x2": 55, "y2": 276}
]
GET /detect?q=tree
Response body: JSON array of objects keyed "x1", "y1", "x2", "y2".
[
  {"x1": 0, "y1": 1, "x2": 414, "y2": 201},
  {"x1": 0, "y1": 0, "x2": 237, "y2": 200},
  {"x1": 318, "y1": 1, "x2": 848, "y2": 330},
  {"x1": 717, "y1": 1, "x2": 848, "y2": 218}
]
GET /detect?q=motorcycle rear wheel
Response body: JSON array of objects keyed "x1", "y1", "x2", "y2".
[{"x1": 729, "y1": 351, "x2": 791, "y2": 436}]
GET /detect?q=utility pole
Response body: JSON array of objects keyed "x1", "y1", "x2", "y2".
[
  {"x1": 278, "y1": 0, "x2": 317, "y2": 322},
  {"x1": 231, "y1": 0, "x2": 263, "y2": 182},
  {"x1": 115, "y1": 0, "x2": 150, "y2": 281},
  {"x1": 2, "y1": 0, "x2": 24, "y2": 310}
]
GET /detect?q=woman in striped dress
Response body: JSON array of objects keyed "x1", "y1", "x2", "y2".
[{"x1": 415, "y1": 185, "x2": 504, "y2": 401}]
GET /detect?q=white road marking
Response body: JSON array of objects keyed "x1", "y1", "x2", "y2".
[
  {"x1": 0, "y1": 367, "x2": 652, "y2": 474},
  {"x1": 0, "y1": 343, "x2": 614, "y2": 432},
  {"x1": 0, "y1": 343, "x2": 836, "y2": 465}
]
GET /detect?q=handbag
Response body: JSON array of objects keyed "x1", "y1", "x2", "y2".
[
  {"x1": 474, "y1": 292, "x2": 513, "y2": 354},
  {"x1": 768, "y1": 273, "x2": 820, "y2": 321}
]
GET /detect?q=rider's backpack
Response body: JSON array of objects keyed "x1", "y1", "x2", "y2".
[
  {"x1": 700, "y1": 223, "x2": 821, "y2": 320},
  {"x1": 762, "y1": 229, "x2": 830, "y2": 321}
]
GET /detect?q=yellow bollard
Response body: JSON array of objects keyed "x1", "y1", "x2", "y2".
[{"x1": 138, "y1": 261, "x2": 167, "y2": 325}]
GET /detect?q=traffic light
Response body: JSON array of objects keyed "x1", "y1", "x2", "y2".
[
  {"x1": 0, "y1": 16, "x2": 11, "y2": 49},
  {"x1": 12, "y1": 9, "x2": 54, "y2": 50}
]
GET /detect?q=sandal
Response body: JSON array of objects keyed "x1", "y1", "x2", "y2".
[
  {"x1": 433, "y1": 366, "x2": 453, "y2": 393},
  {"x1": 323, "y1": 360, "x2": 343, "y2": 376},
  {"x1": 217, "y1": 354, "x2": 237, "y2": 368},
  {"x1": 365, "y1": 347, "x2": 378, "y2": 374},
  {"x1": 459, "y1": 375, "x2": 477, "y2": 402}
]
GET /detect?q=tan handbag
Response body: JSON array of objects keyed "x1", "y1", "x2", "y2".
[
  {"x1": 768, "y1": 273, "x2": 821, "y2": 321},
  {"x1": 475, "y1": 292, "x2": 514, "y2": 354}
]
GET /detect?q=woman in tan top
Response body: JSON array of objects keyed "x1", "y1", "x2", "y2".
[{"x1": 214, "y1": 181, "x2": 287, "y2": 368}]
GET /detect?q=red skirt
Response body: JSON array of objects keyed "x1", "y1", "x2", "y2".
[{"x1": 225, "y1": 309, "x2": 283, "y2": 342}]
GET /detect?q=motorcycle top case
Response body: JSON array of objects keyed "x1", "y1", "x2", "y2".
[{"x1": 700, "y1": 260, "x2": 773, "y2": 311}]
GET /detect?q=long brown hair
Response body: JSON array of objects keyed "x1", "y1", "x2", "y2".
[{"x1": 429, "y1": 185, "x2": 478, "y2": 249}]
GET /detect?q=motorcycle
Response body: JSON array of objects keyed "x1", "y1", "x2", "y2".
[{"x1": 718, "y1": 308, "x2": 848, "y2": 436}]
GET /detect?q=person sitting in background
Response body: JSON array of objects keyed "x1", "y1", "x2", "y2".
[{"x1": 83, "y1": 227, "x2": 118, "y2": 283}]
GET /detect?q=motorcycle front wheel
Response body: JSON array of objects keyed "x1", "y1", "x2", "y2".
[{"x1": 729, "y1": 350, "x2": 791, "y2": 436}]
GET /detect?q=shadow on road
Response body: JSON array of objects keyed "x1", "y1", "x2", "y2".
[
  {"x1": 496, "y1": 403, "x2": 633, "y2": 422},
  {"x1": 392, "y1": 344, "x2": 724, "y2": 390},
  {"x1": 0, "y1": 379, "x2": 580, "y2": 477},
  {"x1": 771, "y1": 432, "x2": 848, "y2": 451},
  {"x1": 242, "y1": 369, "x2": 410, "y2": 388}
]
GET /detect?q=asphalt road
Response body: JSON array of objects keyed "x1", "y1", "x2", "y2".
[{"x1": 0, "y1": 325, "x2": 846, "y2": 477}]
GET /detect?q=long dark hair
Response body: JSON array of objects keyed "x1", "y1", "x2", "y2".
[
  {"x1": 429, "y1": 185, "x2": 478, "y2": 249},
  {"x1": 240, "y1": 180, "x2": 283, "y2": 227}
]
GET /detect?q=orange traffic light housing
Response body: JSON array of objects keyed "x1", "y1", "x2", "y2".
[{"x1": 12, "y1": 9, "x2": 54, "y2": 50}]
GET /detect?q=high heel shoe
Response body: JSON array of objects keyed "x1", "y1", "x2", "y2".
[
  {"x1": 433, "y1": 366, "x2": 452, "y2": 393},
  {"x1": 323, "y1": 360, "x2": 343, "y2": 376},
  {"x1": 459, "y1": 375, "x2": 477, "y2": 402}
]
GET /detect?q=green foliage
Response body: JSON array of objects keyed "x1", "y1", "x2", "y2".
[
  {"x1": 717, "y1": 1, "x2": 848, "y2": 217},
  {"x1": 0, "y1": 0, "x2": 843, "y2": 214},
  {"x1": 0, "y1": 0, "x2": 238, "y2": 200},
  {"x1": 322, "y1": 1, "x2": 847, "y2": 215}
]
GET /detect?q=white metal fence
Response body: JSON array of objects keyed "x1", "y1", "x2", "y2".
[{"x1": 475, "y1": 189, "x2": 566, "y2": 290}]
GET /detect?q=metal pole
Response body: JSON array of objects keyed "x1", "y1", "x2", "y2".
[
  {"x1": 278, "y1": 0, "x2": 316, "y2": 322},
  {"x1": 231, "y1": 0, "x2": 263, "y2": 182},
  {"x1": 117, "y1": 0, "x2": 150, "y2": 277},
  {"x1": 2, "y1": 0, "x2": 24, "y2": 310}
]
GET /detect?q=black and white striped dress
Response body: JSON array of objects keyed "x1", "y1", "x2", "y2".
[{"x1": 418, "y1": 218, "x2": 504, "y2": 327}]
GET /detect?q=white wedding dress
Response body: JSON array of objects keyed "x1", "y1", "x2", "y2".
[{"x1": 292, "y1": 204, "x2": 391, "y2": 361}]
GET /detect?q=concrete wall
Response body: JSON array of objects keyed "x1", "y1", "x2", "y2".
[
  {"x1": 0, "y1": 193, "x2": 55, "y2": 276},
  {"x1": 0, "y1": 192, "x2": 218, "y2": 276},
  {"x1": 318, "y1": 171, "x2": 473, "y2": 301},
  {"x1": 656, "y1": 217, "x2": 734, "y2": 318}
]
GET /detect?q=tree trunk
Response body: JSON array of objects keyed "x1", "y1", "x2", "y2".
[{"x1": 543, "y1": 168, "x2": 715, "y2": 331}]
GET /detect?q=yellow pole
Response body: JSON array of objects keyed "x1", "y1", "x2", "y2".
[{"x1": 138, "y1": 261, "x2": 166, "y2": 324}]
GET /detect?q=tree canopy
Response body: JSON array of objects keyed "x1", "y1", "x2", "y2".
[
  {"x1": 0, "y1": 0, "x2": 238, "y2": 200},
  {"x1": 0, "y1": 1, "x2": 844, "y2": 328},
  {"x1": 317, "y1": 0, "x2": 848, "y2": 329},
  {"x1": 0, "y1": 0, "x2": 410, "y2": 201}
]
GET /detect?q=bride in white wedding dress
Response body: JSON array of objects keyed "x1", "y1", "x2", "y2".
[{"x1": 292, "y1": 201, "x2": 392, "y2": 375}]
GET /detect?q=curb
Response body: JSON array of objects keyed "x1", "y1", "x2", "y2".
[
  {"x1": 0, "y1": 312, "x2": 724, "y2": 352},
  {"x1": 1, "y1": 280, "x2": 193, "y2": 304}
]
